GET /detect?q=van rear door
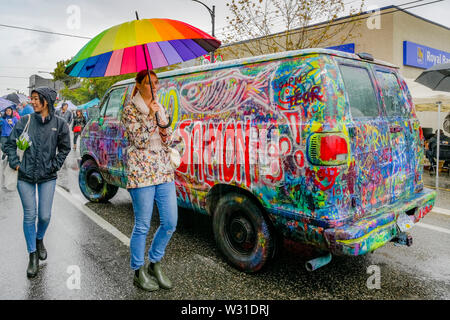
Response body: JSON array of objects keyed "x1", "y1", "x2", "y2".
[
  {"x1": 337, "y1": 59, "x2": 393, "y2": 215},
  {"x1": 374, "y1": 67, "x2": 418, "y2": 200}
]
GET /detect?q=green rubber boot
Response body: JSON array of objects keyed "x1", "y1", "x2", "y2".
[
  {"x1": 148, "y1": 261, "x2": 172, "y2": 290},
  {"x1": 133, "y1": 266, "x2": 159, "y2": 292}
]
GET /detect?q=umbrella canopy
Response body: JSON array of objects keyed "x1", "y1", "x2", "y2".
[
  {"x1": 0, "y1": 97, "x2": 16, "y2": 112},
  {"x1": 415, "y1": 62, "x2": 450, "y2": 92},
  {"x1": 414, "y1": 63, "x2": 450, "y2": 191},
  {"x1": 405, "y1": 78, "x2": 450, "y2": 112},
  {"x1": 3, "y1": 92, "x2": 28, "y2": 105},
  {"x1": 77, "y1": 98, "x2": 100, "y2": 110},
  {"x1": 56, "y1": 100, "x2": 77, "y2": 111},
  {"x1": 64, "y1": 18, "x2": 221, "y2": 77}
]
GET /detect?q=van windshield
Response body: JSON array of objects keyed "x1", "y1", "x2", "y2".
[{"x1": 339, "y1": 64, "x2": 380, "y2": 119}]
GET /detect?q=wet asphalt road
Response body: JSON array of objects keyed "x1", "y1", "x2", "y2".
[{"x1": 0, "y1": 148, "x2": 449, "y2": 300}]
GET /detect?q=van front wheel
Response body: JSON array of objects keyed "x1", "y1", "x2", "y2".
[
  {"x1": 79, "y1": 158, "x2": 118, "y2": 203},
  {"x1": 213, "y1": 193, "x2": 275, "y2": 273}
]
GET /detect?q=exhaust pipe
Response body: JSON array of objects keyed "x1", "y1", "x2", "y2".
[
  {"x1": 393, "y1": 232, "x2": 413, "y2": 247},
  {"x1": 305, "y1": 253, "x2": 332, "y2": 272}
]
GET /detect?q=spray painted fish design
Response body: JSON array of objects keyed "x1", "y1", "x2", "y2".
[{"x1": 179, "y1": 64, "x2": 277, "y2": 114}]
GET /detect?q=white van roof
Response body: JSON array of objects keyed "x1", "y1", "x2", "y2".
[{"x1": 111, "y1": 48, "x2": 398, "y2": 88}]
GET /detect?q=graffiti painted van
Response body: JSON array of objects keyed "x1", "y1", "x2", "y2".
[{"x1": 79, "y1": 48, "x2": 436, "y2": 272}]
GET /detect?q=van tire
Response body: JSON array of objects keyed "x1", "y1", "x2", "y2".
[
  {"x1": 79, "y1": 158, "x2": 118, "y2": 203},
  {"x1": 213, "y1": 193, "x2": 275, "y2": 273}
]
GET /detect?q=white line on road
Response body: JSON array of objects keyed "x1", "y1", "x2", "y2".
[
  {"x1": 431, "y1": 207, "x2": 450, "y2": 216},
  {"x1": 415, "y1": 222, "x2": 450, "y2": 235},
  {"x1": 55, "y1": 186, "x2": 131, "y2": 247}
]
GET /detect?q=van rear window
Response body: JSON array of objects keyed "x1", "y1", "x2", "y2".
[
  {"x1": 376, "y1": 71, "x2": 409, "y2": 117},
  {"x1": 339, "y1": 64, "x2": 380, "y2": 119}
]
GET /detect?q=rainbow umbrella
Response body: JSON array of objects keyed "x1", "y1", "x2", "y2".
[
  {"x1": 65, "y1": 15, "x2": 220, "y2": 127},
  {"x1": 64, "y1": 17, "x2": 221, "y2": 78}
]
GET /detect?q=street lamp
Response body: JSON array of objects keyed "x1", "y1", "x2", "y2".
[{"x1": 192, "y1": 0, "x2": 216, "y2": 63}]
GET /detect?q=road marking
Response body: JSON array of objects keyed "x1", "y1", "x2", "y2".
[
  {"x1": 415, "y1": 222, "x2": 450, "y2": 235},
  {"x1": 55, "y1": 186, "x2": 131, "y2": 247},
  {"x1": 431, "y1": 207, "x2": 450, "y2": 216}
]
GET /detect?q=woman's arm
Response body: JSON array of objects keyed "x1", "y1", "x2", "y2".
[
  {"x1": 121, "y1": 104, "x2": 151, "y2": 149},
  {"x1": 51, "y1": 120, "x2": 71, "y2": 172}
]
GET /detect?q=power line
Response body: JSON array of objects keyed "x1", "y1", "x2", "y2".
[
  {"x1": 0, "y1": 23, "x2": 92, "y2": 39},
  {"x1": 221, "y1": 0, "x2": 442, "y2": 46},
  {"x1": 0, "y1": 76, "x2": 29, "y2": 79},
  {"x1": 216, "y1": 0, "x2": 426, "y2": 38},
  {"x1": 215, "y1": 0, "x2": 369, "y2": 36}
]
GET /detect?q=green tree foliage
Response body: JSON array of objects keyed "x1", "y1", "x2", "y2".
[{"x1": 52, "y1": 59, "x2": 78, "y2": 87}]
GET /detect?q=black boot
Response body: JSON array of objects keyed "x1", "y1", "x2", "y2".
[
  {"x1": 27, "y1": 252, "x2": 39, "y2": 278},
  {"x1": 36, "y1": 238, "x2": 47, "y2": 261}
]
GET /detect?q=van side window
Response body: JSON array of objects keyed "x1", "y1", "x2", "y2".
[
  {"x1": 104, "y1": 87, "x2": 127, "y2": 119},
  {"x1": 375, "y1": 71, "x2": 409, "y2": 117},
  {"x1": 339, "y1": 64, "x2": 380, "y2": 118}
]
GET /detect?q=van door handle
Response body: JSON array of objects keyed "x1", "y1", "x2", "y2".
[{"x1": 390, "y1": 126, "x2": 403, "y2": 133}]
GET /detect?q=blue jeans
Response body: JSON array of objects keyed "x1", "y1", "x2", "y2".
[
  {"x1": 17, "y1": 179, "x2": 56, "y2": 253},
  {"x1": 128, "y1": 181, "x2": 178, "y2": 270}
]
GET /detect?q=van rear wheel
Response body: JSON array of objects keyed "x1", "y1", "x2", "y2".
[
  {"x1": 212, "y1": 193, "x2": 275, "y2": 273},
  {"x1": 79, "y1": 158, "x2": 118, "y2": 203}
]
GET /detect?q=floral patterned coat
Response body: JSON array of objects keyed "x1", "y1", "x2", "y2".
[{"x1": 121, "y1": 91, "x2": 174, "y2": 189}]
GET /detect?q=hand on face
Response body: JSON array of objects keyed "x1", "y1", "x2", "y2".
[{"x1": 149, "y1": 101, "x2": 159, "y2": 114}]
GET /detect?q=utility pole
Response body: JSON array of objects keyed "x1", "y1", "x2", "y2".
[{"x1": 192, "y1": 0, "x2": 215, "y2": 63}]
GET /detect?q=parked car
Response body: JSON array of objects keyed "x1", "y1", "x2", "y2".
[{"x1": 78, "y1": 48, "x2": 436, "y2": 272}]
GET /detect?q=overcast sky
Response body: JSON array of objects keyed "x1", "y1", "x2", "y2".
[{"x1": 0, "y1": 0, "x2": 449, "y2": 97}]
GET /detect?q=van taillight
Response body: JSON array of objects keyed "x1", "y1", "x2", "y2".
[{"x1": 307, "y1": 133, "x2": 348, "y2": 165}]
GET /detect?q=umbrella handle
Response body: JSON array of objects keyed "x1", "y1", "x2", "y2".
[{"x1": 155, "y1": 110, "x2": 172, "y2": 129}]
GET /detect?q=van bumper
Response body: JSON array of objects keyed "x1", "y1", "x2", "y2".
[{"x1": 324, "y1": 188, "x2": 436, "y2": 256}]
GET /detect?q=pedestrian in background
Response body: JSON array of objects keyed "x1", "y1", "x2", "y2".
[
  {"x1": 0, "y1": 107, "x2": 18, "y2": 158},
  {"x1": 56, "y1": 102, "x2": 73, "y2": 125},
  {"x1": 121, "y1": 70, "x2": 177, "y2": 292},
  {"x1": 4, "y1": 87, "x2": 71, "y2": 278},
  {"x1": 72, "y1": 109, "x2": 86, "y2": 151},
  {"x1": 18, "y1": 103, "x2": 34, "y2": 117}
]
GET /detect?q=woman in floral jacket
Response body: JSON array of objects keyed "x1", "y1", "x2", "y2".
[{"x1": 121, "y1": 69, "x2": 177, "y2": 292}]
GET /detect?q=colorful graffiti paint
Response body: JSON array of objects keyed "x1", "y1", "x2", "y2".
[{"x1": 80, "y1": 49, "x2": 436, "y2": 259}]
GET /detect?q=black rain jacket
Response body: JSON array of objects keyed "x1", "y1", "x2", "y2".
[{"x1": 4, "y1": 87, "x2": 71, "y2": 184}]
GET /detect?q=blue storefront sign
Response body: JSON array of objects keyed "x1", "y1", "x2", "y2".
[
  {"x1": 403, "y1": 41, "x2": 450, "y2": 69},
  {"x1": 326, "y1": 43, "x2": 355, "y2": 54}
]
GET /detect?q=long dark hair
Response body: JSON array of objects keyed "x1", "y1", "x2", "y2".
[{"x1": 132, "y1": 70, "x2": 158, "y2": 98}]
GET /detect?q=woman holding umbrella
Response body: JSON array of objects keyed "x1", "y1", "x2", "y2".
[
  {"x1": 63, "y1": 15, "x2": 221, "y2": 291},
  {"x1": 121, "y1": 70, "x2": 177, "y2": 292}
]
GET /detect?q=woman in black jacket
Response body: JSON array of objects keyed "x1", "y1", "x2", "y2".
[
  {"x1": 4, "y1": 87, "x2": 71, "y2": 278},
  {"x1": 72, "y1": 109, "x2": 86, "y2": 151}
]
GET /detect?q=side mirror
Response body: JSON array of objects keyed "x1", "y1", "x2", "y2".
[{"x1": 87, "y1": 106, "x2": 100, "y2": 120}]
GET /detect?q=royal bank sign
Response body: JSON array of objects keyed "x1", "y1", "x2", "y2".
[{"x1": 403, "y1": 41, "x2": 450, "y2": 69}]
